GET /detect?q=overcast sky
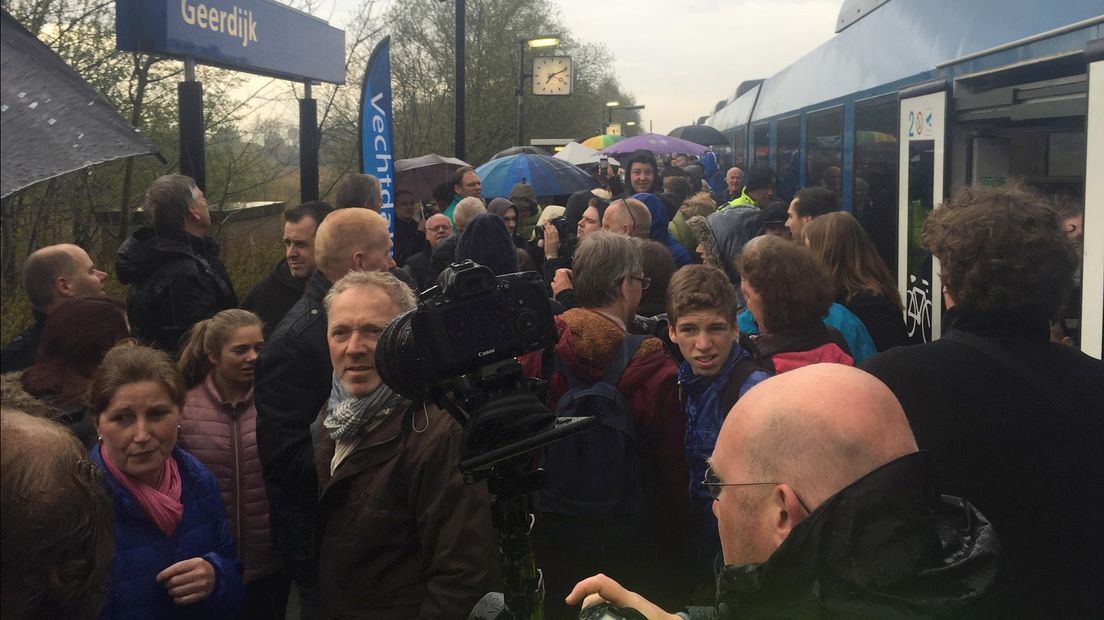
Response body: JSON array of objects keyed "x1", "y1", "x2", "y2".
[{"x1": 313, "y1": 0, "x2": 841, "y2": 134}]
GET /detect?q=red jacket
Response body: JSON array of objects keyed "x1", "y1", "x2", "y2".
[
  {"x1": 519, "y1": 308, "x2": 693, "y2": 532},
  {"x1": 180, "y1": 375, "x2": 278, "y2": 583}
]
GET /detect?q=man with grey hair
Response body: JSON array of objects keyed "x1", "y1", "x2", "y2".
[
  {"x1": 519, "y1": 231, "x2": 692, "y2": 617},
  {"x1": 602, "y1": 198, "x2": 652, "y2": 238},
  {"x1": 334, "y1": 174, "x2": 382, "y2": 211},
  {"x1": 314, "y1": 271, "x2": 498, "y2": 618},
  {"x1": 431, "y1": 196, "x2": 485, "y2": 279},
  {"x1": 568, "y1": 364, "x2": 1011, "y2": 618},
  {"x1": 1, "y1": 244, "x2": 108, "y2": 371},
  {"x1": 254, "y1": 207, "x2": 400, "y2": 615},
  {"x1": 116, "y1": 174, "x2": 237, "y2": 352}
]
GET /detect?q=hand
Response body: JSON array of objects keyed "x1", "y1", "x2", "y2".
[
  {"x1": 156, "y1": 558, "x2": 216, "y2": 605},
  {"x1": 543, "y1": 222, "x2": 560, "y2": 257},
  {"x1": 551, "y1": 268, "x2": 573, "y2": 297},
  {"x1": 566, "y1": 574, "x2": 680, "y2": 620}
]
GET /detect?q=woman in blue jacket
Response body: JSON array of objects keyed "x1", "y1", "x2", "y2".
[{"x1": 87, "y1": 342, "x2": 244, "y2": 619}]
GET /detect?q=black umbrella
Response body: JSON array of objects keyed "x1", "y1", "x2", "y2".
[
  {"x1": 491, "y1": 145, "x2": 551, "y2": 160},
  {"x1": 668, "y1": 124, "x2": 728, "y2": 146},
  {"x1": 1, "y1": 10, "x2": 163, "y2": 198}
]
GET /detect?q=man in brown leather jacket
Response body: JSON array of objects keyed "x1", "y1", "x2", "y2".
[{"x1": 313, "y1": 271, "x2": 499, "y2": 619}]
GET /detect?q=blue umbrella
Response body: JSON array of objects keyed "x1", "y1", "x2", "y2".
[{"x1": 475, "y1": 153, "x2": 598, "y2": 198}]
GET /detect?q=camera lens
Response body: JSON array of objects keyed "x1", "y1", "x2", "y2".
[{"x1": 375, "y1": 310, "x2": 425, "y2": 400}]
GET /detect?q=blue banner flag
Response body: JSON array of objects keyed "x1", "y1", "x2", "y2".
[{"x1": 359, "y1": 36, "x2": 395, "y2": 236}]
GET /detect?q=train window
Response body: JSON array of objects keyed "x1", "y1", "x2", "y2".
[
  {"x1": 805, "y1": 107, "x2": 843, "y2": 195},
  {"x1": 853, "y1": 100, "x2": 899, "y2": 277},
  {"x1": 732, "y1": 127, "x2": 747, "y2": 171},
  {"x1": 776, "y1": 116, "x2": 801, "y2": 202},
  {"x1": 752, "y1": 123, "x2": 770, "y2": 172}
]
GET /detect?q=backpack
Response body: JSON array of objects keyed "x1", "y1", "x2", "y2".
[
  {"x1": 717, "y1": 358, "x2": 772, "y2": 419},
  {"x1": 538, "y1": 334, "x2": 648, "y2": 517}
]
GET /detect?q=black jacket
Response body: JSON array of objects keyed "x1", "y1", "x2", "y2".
[
  {"x1": 430, "y1": 234, "x2": 459, "y2": 281},
  {"x1": 402, "y1": 247, "x2": 434, "y2": 293},
  {"x1": 843, "y1": 291, "x2": 912, "y2": 352},
  {"x1": 241, "y1": 260, "x2": 305, "y2": 337},
  {"x1": 701, "y1": 452, "x2": 1012, "y2": 618},
  {"x1": 116, "y1": 226, "x2": 237, "y2": 352},
  {"x1": 393, "y1": 217, "x2": 427, "y2": 267},
  {"x1": 863, "y1": 308, "x2": 1104, "y2": 617},
  {"x1": 253, "y1": 270, "x2": 332, "y2": 595},
  {"x1": 0, "y1": 310, "x2": 45, "y2": 372}
]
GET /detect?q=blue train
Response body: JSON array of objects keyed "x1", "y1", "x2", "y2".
[{"x1": 701, "y1": 0, "x2": 1103, "y2": 358}]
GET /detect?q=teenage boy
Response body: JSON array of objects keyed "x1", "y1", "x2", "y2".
[{"x1": 666, "y1": 264, "x2": 770, "y2": 575}]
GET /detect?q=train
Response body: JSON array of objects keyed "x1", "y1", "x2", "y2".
[{"x1": 700, "y1": 0, "x2": 1103, "y2": 359}]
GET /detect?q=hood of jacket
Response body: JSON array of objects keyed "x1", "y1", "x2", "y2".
[
  {"x1": 116, "y1": 226, "x2": 220, "y2": 285},
  {"x1": 552, "y1": 308, "x2": 667, "y2": 384},
  {"x1": 707, "y1": 206, "x2": 764, "y2": 268},
  {"x1": 714, "y1": 451, "x2": 1011, "y2": 618}
]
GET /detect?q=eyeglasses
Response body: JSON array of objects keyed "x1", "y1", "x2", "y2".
[
  {"x1": 427, "y1": 224, "x2": 452, "y2": 233},
  {"x1": 628, "y1": 275, "x2": 651, "y2": 290},
  {"x1": 702, "y1": 465, "x2": 812, "y2": 513}
]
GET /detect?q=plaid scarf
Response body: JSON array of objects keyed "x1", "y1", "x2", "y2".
[{"x1": 324, "y1": 375, "x2": 404, "y2": 441}]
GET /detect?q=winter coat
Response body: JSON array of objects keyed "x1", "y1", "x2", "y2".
[
  {"x1": 738, "y1": 303, "x2": 876, "y2": 364},
  {"x1": 116, "y1": 226, "x2": 237, "y2": 352},
  {"x1": 393, "y1": 217, "x2": 428, "y2": 267},
  {"x1": 0, "y1": 371, "x2": 97, "y2": 447},
  {"x1": 0, "y1": 310, "x2": 45, "y2": 372},
  {"x1": 633, "y1": 193, "x2": 693, "y2": 267},
  {"x1": 241, "y1": 260, "x2": 305, "y2": 337},
  {"x1": 688, "y1": 452, "x2": 1013, "y2": 618},
  {"x1": 518, "y1": 308, "x2": 695, "y2": 614},
  {"x1": 862, "y1": 308, "x2": 1104, "y2": 616},
  {"x1": 738, "y1": 324, "x2": 854, "y2": 374},
  {"x1": 179, "y1": 376, "x2": 279, "y2": 584},
  {"x1": 313, "y1": 402, "x2": 499, "y2": 619},
  {"x1": 253, "y1": 270, "x2": 332, "y2": 593},
  {"x1": 842, "y1": 291, "x2": 912, "y2": 351},
  {"x1": 402, "y1": 247, "x2": 435, "y2": 293},
  {"x1": 720, "y1": 187, "x2": 759, "y2": 210},
  {"x1": 429, "y1": 234, "x2": 459, "y2": 282},
  {"x1": 705, "y1": 206, "x2": 764, "y2": 285},
  {"x1": 91, "y1": 445, "x2": 245, "y2": 620},
  {"x1": 667, "y1": 211, "x2": 696, "y2": 258}
]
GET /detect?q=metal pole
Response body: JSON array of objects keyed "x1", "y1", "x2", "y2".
[
  {"x1": 300, "y1": 81, "x2": 319, "y2": 203},
  {"x1": 454, "y1": 0, "x2": 466, "y2": 160},
  {"x1": 516, "y1": 39, "x2": 525, "y2": 147},
  {"x1": 178, "y1": 56, "x2": 205, "y2": 191}
]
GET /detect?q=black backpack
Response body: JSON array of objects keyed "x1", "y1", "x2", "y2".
[{"x1": 538, "y1": 334, "x2": 648, "y2": 517}]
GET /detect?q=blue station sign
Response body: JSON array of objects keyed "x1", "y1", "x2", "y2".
[{"x1": 116, "y1": 0, "x2": 345, "y2": 84}]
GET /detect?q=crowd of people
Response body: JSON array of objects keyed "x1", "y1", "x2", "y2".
[{"x1": 0, "y1": 148, "x2": 1099, "y2": 620}]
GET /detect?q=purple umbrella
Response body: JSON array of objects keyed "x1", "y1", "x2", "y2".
[{"x1": 599, "y1": 132, "x2": 708, "y2": 156}]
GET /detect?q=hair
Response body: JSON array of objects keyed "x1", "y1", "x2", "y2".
[
  {"x1": 516, "y1": 247, "x2": 535, "y2": 272},
  {"x1": 314, "y1": 208, "x2": 390, "y2": 278},
  {"x1": 21, "y1": 297, "x2": 129, "y2": 407},
  {"x1": 284, "y1": 200, "x2": 333, "y2": 225},
  {"x1": 624, "y1": 150, "x2": 661, "y2": 193},
  {"x1": 451, "y1": 166, "x2": 477, "y2": 192},
  {"x1": 637, "y1": 239, "x2": 675, "y2": 313},
  {"x1": 177, "y1": 309, "x2": 263, "y2": 388},
  {"x1": 453, "y1": 197, "x2": 487, "y2": 231},
  {"x1": 679, "y1": 191, "x2": 718, "y2": 220},
  {"x1": 22, "y1": 245, "x2": 80, "y2": 310},
  {"x1": 738, "y1": 235, "x2": 833, "y2": 333},
  {"x1": 1, "y1": 408, "x2": 114, "y2": 620},
  {"x1": 661, "y1": 176, "x2": 692, "y2": 207},
  {"x1": 572, "y1": 231, "x2": 642, "y2": 308},
  {"x1": 323, "y1": 270, "x2": 417, "y2": 315},
  {"x1": 744, "y1": 167, "x2": 775, "y2": 192},
  {"x1": 433, "y1": 181, "x2": 454, "y2": 203},
  {"x1": 802, "y1": 212, "x2": 903, "y2": 312},
  {"x1": 666, "y1": 264, "x2": 740, "y2": 325},
  {"x1": 335, "y1": 174, "x2": 381, "y2": 210},
  {"x1": 142, "y1": 174, "x2": 197, "y2": 233},
  {"x1": 792, "y1": 186, "x2": 840, "y2": 219},
  {"x1": 87, "y1": 343, "x2": 186, "y2": 420},
  {"x1": 660, "y1": 165, "x2": 689, "y2": 180},
  {"x1": 923, "y1": 183, "x2": 1078, "y2": 321},
  {"x1": 1050, "y1": 194, "x2": 1083, "y2": 220}
]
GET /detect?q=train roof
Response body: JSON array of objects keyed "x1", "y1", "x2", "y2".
[{"x1": 706, "y1": 0, "x2": 1104, "y2": 130}]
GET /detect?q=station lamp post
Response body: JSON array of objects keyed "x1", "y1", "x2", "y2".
[
  {"x1": 516, "y1": 35, "x2": 561, "y2": 146},
  {"x1": 605, "y1": 101, "x2": 645, "y2": 134}
]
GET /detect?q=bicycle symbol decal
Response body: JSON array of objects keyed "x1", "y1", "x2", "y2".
[{"x1": 905, "y1": 275, "x2": 932, "y2": 343}]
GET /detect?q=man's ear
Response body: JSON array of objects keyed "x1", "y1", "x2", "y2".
[
  {"x1": 351, "y1": 251, "x2": 366, "y2": 272},
  {"x1": 768, "y1": 484, "x2": 808, "y2": 548},
  {"x1": 54, "y1": 275, "x2": 74, "y2": 298},
  {"x1": 668, "y1": 322, "x2": 678, "y2": 342}
]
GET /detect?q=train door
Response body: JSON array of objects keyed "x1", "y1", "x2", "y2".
[
  {"x1": 1084, "y1": 55, "x2": 1103, "y2": 359},
  {"x1": 897, "y1": 86, "x2": 947, "y2": 343}
]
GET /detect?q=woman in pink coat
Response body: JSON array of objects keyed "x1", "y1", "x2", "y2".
[{"x1": 177, "y1": 309, "x2": 287, "y2": 619}]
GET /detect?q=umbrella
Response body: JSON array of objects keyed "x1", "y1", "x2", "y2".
[
  {"x1": 581, "y1": 134, "x2": 624, "y2": 150},
  {"x1": 491, "y1": 145, "x2": 550, "y2": 160},
  {"x1": 599, "y1": 133, "x2": 708, "y2": 156},
  {"x1": 553, "y1": 141, "x2": 620, "y2": 167},
  {"x1": 394, "y1": 153, "x2": 470, "y2": 202},
  {"x1": 1, "y1": 10, "x2": 162, "y2": 198},
  {"x1": 668, "y1": 124, "x2": 728, "y2": 146},
  {"x1": 475, "y1": 153, "x2": 598, "y2": 198}
]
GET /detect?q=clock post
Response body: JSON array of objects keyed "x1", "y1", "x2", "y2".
[{"x1": 516, "y1": 36, "x2": 562, "y2": 147}]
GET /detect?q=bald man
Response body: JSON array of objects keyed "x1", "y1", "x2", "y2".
[
  {"x1": 602, "y1": 198, "x2": 652, "y2": 238},
  {"x1": 2, "y1": 244, "x2": 108, "y2": 371},
  {"x1": 567, "y1": 364, "x2": 1011, "y2": 618},
  {"x1": 254, "y1": 207, "x2": 402, "y2": 614}
]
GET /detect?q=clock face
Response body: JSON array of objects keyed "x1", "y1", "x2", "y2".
[{"x1": 532, "y1": 56, "x2": 572, "y2": 96}]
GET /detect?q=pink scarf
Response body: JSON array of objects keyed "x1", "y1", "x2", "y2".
[{"x1": 100, "y1": 445, "x2": 184, "y2": 538}]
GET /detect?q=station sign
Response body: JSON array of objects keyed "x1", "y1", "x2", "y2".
[{"x1": 116, "y1": 0, "x2": 345, "y2": 84}]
